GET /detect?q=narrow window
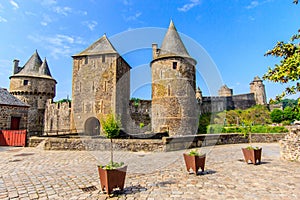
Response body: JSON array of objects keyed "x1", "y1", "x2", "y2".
[
  {"x1": 102, "y1": 55, "x2": 105, "y2": 63},
  {"x1": 85, "y1": 56, "x2": 88, "y2": 64},
  {"x1": 160, "y1": 70, "x2": 163, "y2": 79},
  {"x1": 167, "y1": 85, "x2": 171, "y2": 96},
  {"x1": 104, "y1": 81, "x2": 107, "y2": 92},
  {"x1": 172, "y1": 62, "x2": 177, "y2": 69},
  {"x1": 23, "y1": 80, "x2": 29, "y2": 85}
]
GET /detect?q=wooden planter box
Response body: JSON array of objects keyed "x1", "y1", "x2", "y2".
[
  {"x1": 242, "y1": 148, "x2": 262, "y2": 165},
  {"x1": 98, "y1": 165, "x2": 127, "y2": 195},
  {"x1": 183, "y1": 153, "x2": 206, "y2": 175}
]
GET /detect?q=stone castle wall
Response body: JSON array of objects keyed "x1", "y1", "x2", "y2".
[
  {"x1": 44, "y1": 100, "x2": 71, "y2": 135},
  {"x1": 127, "y1": 100, "x2": 152, "y2": 134},
  {"x1": 201, "y1": 93, "x2": 256, "y2": 114},
  {"x1": 0, "y1": 105, "x2": 28, "y2": 130}
]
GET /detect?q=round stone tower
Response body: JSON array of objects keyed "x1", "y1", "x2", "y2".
[
  {"x1": 9, "y1": 50, "x2": 56, "y2": 135},
  {"x1": 151, "y1": 21, "x2": 198, "y2": 136},
  {"x1": 250, "y1": 76, "x2": 267, "y2": 105}
]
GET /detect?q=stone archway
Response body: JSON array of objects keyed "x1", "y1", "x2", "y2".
[{"x1": 84, "y1": 117, "x2": 100, "y2": 136}]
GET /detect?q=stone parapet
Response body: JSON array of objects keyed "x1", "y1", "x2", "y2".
[
  {"x1": 163, "y1": 133, "x2": 285, "y2": 151},
  {"x1": 39, "y1": 137, "x2": 164, "y2": 152},
  {"x1": 279, "y1": 126, "x2": 300, "y2": 162},
  {"x1": 29, "y1": 133, "x2": 285, "y2": 152}
]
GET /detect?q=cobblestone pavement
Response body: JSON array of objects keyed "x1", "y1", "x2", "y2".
[{"x1": 0, "y1": 143, "x2": 299, "y2": 200}]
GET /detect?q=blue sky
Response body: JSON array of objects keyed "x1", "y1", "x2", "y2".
[{"x1": 0, "y1": 0, "x2": 299, "y2": 101}]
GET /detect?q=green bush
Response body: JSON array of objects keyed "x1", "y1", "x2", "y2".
[
  {"x1": 268, "y1": 126, "x2": 288, "y2": 133},
  {"x1": 251, "y1": 125, "x2": 268, "y2": 133},
  {"x1": 222, "y1": 126, "x2": 243, "y2": 133},
  {"x1": 207, "y1": 124, "x2": 223, "y2": 133},
  {"x1": 204, "y1": 125, "x2": 288, "y2": 134}
]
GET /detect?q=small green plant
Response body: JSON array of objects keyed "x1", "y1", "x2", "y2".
[
  {"x1": 245, "y1": 146, "x2": 260, "y2": 150},
  {"x1": 99, "y1": 161, "x2": 124, "y2": 170},
  {"x1": 100, "y1": 112, "x2": 121, "y2": 169},
  {"x1": 139, "y1": 122, "x2": 145, "y2": 128},
  {"x1": 131, "y1": 97, "x2": 140, "y2": 107},
  {"x1": 188, "y1": 149, "x2": 202, "y2": 156}
]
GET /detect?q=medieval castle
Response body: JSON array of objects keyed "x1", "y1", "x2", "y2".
[{"x1": 7, "y1": 21, "x2": 267, "y2": 136}]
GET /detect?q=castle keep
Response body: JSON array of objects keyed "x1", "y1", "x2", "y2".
[{"x1": 8, "y1": 21, "x2": 267, "y2": 136}]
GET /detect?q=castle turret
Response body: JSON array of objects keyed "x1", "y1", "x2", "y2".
[
  {"x1": 71, "y1": 34, "x2": 131, "y2": 135},
  {"x1": 151, "y1": 20, "x2": 198, "y2": 136},
  {"x1": 9, "y1": 50, "x2": 56, "y2": 135},
  {"x1": 196, "y1": 87, "x2": 202, "y2": 102},
  {"x1": 250, "y1": 76, "x2": 267, "y2": 105},
  {"x1": 218, "y1": 85, "x2": 233, "y2": 97}
]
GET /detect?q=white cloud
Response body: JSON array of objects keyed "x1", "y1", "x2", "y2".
[
  {"x1": 248, "y1": 16, "x2": 255, "y2": 21},
  {"x1": 41, "y1": 14, "x2": 53, "y2": 26},
  {"x1": 27, "y1": 34, "x2": 86, "y2": 59},
  {"x1": 123, "y1": 0, "x2": 133, "y2": 6},
  {"x1": 10, "y1": 0, "x2": 19, "y2": 10},
  {"x1": 25, "y1": 11, "x2": 37, "y2": 16},
  {"x1": 41, "y1": 0, "x2": 57, "y2": 6},
  {"x1": 123, "y1": 11, "x2": 142, "y2": 21},
  {"x1": 178, "y1": 0, "x2": 201, "y2": 12},
  {"x1": 245, "y1": 0, "x2": 273, "y2": 9},
  {"x1": 0, "y1": 16, "x2": 7, "y2": 22},
  {"x1": 82, "y1": 20, "x2": 98, "y2": 31},
  {"x1": 53, "y1": 6, "x2": 72, "y2": 16},
  {"x1": 246, "y1": 1, "x2": 259, "y2": 9}
]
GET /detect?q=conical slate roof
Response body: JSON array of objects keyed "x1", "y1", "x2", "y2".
[
  {"x1": 73, "y1": 34, "x2": 118, "y2": 57},
  {"x1": 159, "y1": 20, "x2": 191, "y2": 58},
  {"x1": 39, "y1": 58, "x2": 52, "y2": 77},
  {"x1": 253, "y1": 76, "x2": 262, "y2": 81},
  {"x1": 0, "y1": 87, "x2": 29, "y2": 107},
  {"x1": 11, "y1": 50, "x2": 54, "y2": 79}
]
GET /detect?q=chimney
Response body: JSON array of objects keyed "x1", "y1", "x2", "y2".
[
  {"x1": 13, "y1": 59, "x2": 20, "y2": 74},
  {"x1": 152, "y1": 43, "x2": 159, "y2": 59}
]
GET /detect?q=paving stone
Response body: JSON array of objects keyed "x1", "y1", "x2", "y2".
[{"x1": 0, "y1": 143, "x2": 299, "y2": 199}]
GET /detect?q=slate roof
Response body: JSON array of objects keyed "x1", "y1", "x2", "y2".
[
  {"x1": 11, "y1": 50, "x2": 55, "y2": 80},
  {"x1": 73, "y1": 34, "x2": 118, "y2": 57},
  {"x1": 159, "y1": 20, "x2": 191, "y2": 59},
  {"x1": 220, "y1": 85, "x2": 231, "y2": 90},
  {"x1": 0, "y1": 87, "x2": 29, "y2": 107},
  {"x1": 253, "y1": 76, "x2": 262, "y2": 81}
]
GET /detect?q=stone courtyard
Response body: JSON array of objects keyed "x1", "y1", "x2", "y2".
[{"x1": 0, "y1": 143, "x2": 299, "y2": 200}]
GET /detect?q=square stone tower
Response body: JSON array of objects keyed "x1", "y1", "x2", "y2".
[{"x1": 71, "y1": 35, "x2": 131, "y2": 135}]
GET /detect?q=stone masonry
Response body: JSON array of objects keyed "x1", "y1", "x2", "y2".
[
  {"x1": 44, "y1": 99, "x2": 71, "y2": 134},
  {"x1": 280, "y1": 126, "x2": 300, "y2": 162}
]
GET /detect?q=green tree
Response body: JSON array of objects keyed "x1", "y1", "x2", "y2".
[
  {"x1": 283, "y1": 106, "x2": 296, "y2": 121},
  {"x1": 263, "y1": 2, "x2": 299, "y2": 104},
  {"x1": 100, "y1": 112, "x2": 121, "y2": 165},
  {"x1": 198, "y1": 113, "x2": 211, "y2": 134},
  {"x1": 270, "y1": 109, "x2": 284, "y2": 123}
]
